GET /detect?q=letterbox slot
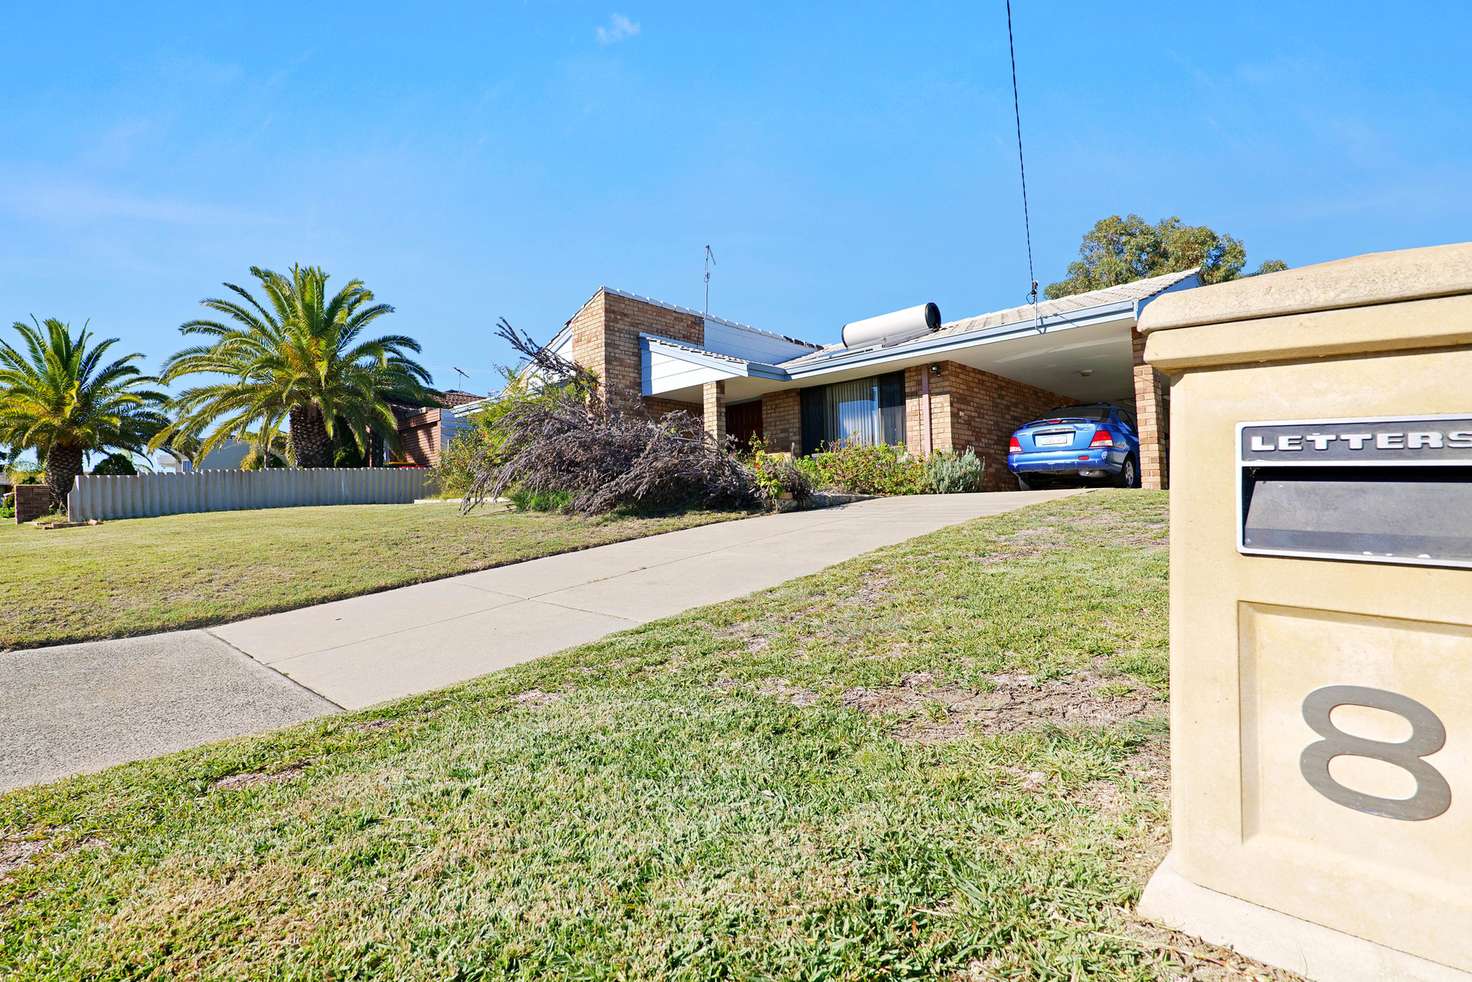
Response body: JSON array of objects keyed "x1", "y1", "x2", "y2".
[{"x1": 1241, "y1": 465, "x2": 1472, "y2": 568}]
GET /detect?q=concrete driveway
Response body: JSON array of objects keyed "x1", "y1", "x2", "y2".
[{"x1": 3, "y1": 490, "x2": 1077, "y2": 790}]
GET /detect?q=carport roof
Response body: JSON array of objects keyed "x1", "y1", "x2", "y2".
[
  {"x1": 778, "y1": 267, "x2": 1202, "y2": 371},
  {"x1": 936, "y1": 267, "x2": 1201, "y2": 338}
]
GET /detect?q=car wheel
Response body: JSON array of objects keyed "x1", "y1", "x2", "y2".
[
  {"x1": 1017, "y1": 474, "x2": 1037, "y2": 491},
  {"x1": 1118, "y1": 455, "x2": 1139, "y2": 488}
]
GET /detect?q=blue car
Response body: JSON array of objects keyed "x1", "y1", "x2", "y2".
[{"x1": 1007, "y1": 403, "x2": 1141, "y2": 490}]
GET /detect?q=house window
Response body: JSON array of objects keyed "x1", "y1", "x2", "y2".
[{"x1": 799, "y1": 371, "x2": 906, "y2": 453}]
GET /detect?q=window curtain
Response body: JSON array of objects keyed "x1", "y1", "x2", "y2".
[
  {"x1": 827, "y1": 377, "x2": 882, "y2": 447},
  {"x1": 800, "y1": 372, "x2": 907, "y2": 452}
]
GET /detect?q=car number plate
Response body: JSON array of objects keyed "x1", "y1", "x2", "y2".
[{"x1": 1035, "y1": 433, "x2": 1071, "y2": 447}]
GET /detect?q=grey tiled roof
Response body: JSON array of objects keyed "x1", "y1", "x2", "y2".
[
  {"x1": 933, "y1": 267, "x2": 1200, "y2": 338},
  {"x1": 778, "y1": 268, "x2": 1200, "y2": 368}
]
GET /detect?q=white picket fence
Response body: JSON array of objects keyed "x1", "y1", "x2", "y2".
[{"x1": 68, "y1": 468, "x2": 432, "y2": 522}]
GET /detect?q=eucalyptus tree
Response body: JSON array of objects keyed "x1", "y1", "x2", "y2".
[
  {"x1": 1046, "y1": 214, "x2": 1287, "y2": 299},
  {"x1": 0, "y1": 317, "x2": 168, "y2": 505},
  {"x1": 156, "y1": 265, "x2": 433, "y2": 468}
]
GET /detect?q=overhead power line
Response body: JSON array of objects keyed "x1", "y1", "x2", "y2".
[{"x1": 1004, "y1": 0, "x2": 1042, "y2": 324}]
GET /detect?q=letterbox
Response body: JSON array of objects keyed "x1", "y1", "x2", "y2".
[{"x1": 1136, "y1": 243, "x2": 1472, "y2": 981}]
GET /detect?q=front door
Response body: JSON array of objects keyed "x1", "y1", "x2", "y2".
[{"x1": 726, "y1": 400, "x2": 763, "y2": 450}]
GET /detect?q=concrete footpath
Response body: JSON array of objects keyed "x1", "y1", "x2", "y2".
[{"x1": 3, "y1": 490, "x2": 1076, "y2": 791}]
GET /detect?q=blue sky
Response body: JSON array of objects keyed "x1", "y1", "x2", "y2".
[{"x1": 2, "y1": 1, "x2": 1469, "y2": 393}]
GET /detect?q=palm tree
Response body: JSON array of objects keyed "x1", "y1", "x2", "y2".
[
  {"x1": 0, "y1": 317, "x2": 168, "y2": 505},
  {"x1": 156, "y1": 265, "x2": 433, "y2": 468}
]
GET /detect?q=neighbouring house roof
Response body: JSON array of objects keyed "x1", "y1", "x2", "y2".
[
  {"x1": 438, "y1": 389, "x2": 484, "y2": 407},
  {"x1": 389, "y1": 389, "x2": 485, "y2": 423}
]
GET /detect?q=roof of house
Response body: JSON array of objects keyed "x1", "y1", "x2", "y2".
[
  {"x1": 555, "y1": 269, "x2": 1206, "y2": 396},
  {"x1": 934, "y1": 267, "x2": 1201, "y2": 339},
  {"x1": 601, "y1": 287, "x2": 823, "y2": 349},
  {"x1": 548, "y1": 286, "x2": 823, "y2": 351},
  {"x1": 777, "y1": 268, "x2": 1201, "y2": 370},
  {"x1": 642, "y1": 334, "x2": 753, "y2": 366}
]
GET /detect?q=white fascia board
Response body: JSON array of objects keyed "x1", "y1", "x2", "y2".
[
  {"x1": 781, "y1": 300, "x2": 1138, "y2": 380},
  {"x1": 642, "y1": 335, "x2": 787, "y2": 379}
]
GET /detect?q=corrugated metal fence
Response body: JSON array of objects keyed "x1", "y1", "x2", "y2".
[{"x1": 68, "y1": 468, "x2": 432, "y2": 522}]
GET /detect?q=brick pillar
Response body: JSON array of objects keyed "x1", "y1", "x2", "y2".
[
  {"x1": 703, "y1": 380, "x2": 726, "y2": 444},
  {"x1": 1132, "y1": 328, "x2": 1169, "y2": 489},
  {"x1": 903, "y1": 366, "x2": 936, "y2": 456}
]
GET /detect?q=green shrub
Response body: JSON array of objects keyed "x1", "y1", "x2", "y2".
[
  {"x1": 90, "y1": 452, "x2": 138, "y2": 476},
  {"x1": 747, "y1": 439, "x2": 813, "y2": 506},
  {"x1": 433, "y1": 374, "x2": 561, "y2": 500},
  {"x1": 433, "y1": 423, "x2": 495, "y2": 498},
  {"x1": 798, "y1": 442, "x2": 929, "y2": 496},
  {"x1": 0, "y1": 495, "x2": 13, "y2": 520},
  {"x1": 507, "y1": 486, "x2": 573, "y2": 512},
  {"x1": 925, "y1": 448, "x2": 985, "y2": 493}
]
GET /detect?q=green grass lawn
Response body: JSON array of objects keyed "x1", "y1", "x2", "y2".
[
  {"x1": 0, "y1": 491, "x2": 1277, "y2": 979},
  {"x1": 0, "y1": 503, "x2": 746, "y2": 651}
]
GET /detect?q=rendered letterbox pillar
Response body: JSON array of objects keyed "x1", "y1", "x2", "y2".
[{"x1": 1136, "y1": 243, "x2": 1472, "y2": 982}]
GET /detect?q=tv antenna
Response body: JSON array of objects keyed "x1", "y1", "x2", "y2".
[
  {"x1": 703, "y1": 244, "x2": 716, "y2": 313},
  {"x1": 452, "y1": 366, "x2": 470, "y2": 383}
]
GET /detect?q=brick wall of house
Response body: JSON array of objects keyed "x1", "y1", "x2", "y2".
[
  {"x1": 903, "y1": 361, "x2": 1072, "y2": 492},
  {"x1": 568, "y1": 291, "x2": 609, "y2": 397},
  {"x1": 572, "y1": 290, "x2": 704, "y2": 405},
  {"x1": 642, "y1": 397, "x2": 700, "y2": 419},
  {"x1": 1131, "y1": 328, "x2": 1170, "y2": 489},
  {"x1": 760, "y1": 390, "x2": 801, "y2": 453},
  {"x1": 396, "y1": 408, "x2": 441, "y2": 466}
]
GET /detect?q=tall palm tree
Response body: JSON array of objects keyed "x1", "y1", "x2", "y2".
[
  {"x1": 156, "y1": 265, "x2": 433, "y2": 468},
  {"x1": 0, "y1": 317, "x2": 168, "y2": 505}
]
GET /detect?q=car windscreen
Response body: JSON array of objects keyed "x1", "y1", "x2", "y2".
[{"x1": 1035, "y1": 404, "x2": 1111, "y2": 422}]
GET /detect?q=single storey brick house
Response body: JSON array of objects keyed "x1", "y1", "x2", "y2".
[
  {"x1": 391, "y1": 389, "x2": 483, "y2": 467},
  {"x1": 534, "y1": 272, "x2": 1198, "y2": 490}
]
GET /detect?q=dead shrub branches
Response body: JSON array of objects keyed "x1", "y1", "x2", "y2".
[{"x1": 464, "y1": 320, "x2": 765, "y2": 515}]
